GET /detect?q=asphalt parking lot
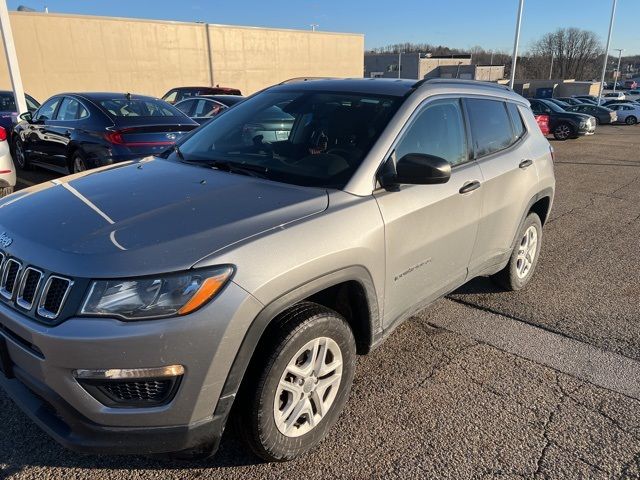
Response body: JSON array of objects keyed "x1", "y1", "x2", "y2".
[{"x1": 1, "y1": 125, "x2": 640, "y2": 479}]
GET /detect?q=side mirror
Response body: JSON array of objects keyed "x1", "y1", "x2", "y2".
[
  {"x1": 19, "y1": 111, "x2": 32, "y2": 122},
  {"x1": 381, "y1": 153, "x2": 451, "y2": 189}
]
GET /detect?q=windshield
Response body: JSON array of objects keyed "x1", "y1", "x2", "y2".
[{"x1": 172, "y1": 90, "x2": 402, "y2": 188}]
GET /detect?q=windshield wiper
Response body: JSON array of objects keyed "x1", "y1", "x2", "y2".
[{"x1": 183, "y1": 158, "x2": 270, "y2": 178}]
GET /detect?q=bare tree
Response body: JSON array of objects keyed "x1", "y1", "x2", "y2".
[{"x1": 527, "y1": 28, "x2": 603, "y2": 80}]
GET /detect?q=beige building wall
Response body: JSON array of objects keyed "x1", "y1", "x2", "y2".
[{"x1": 0, "y1": 12, "x2": 364, "y2": 102}]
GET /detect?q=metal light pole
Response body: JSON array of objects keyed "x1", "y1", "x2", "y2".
[
  {"x1": 398, "y1": 52, "x2": 402, "y2": 79},
  {"x1": 0, "y1": 0, "x2": 27, "y2": 114},
  {"x1": 310, "y1": 24, "x2": 319, "y2": 32},
  {"x1": 597, "y1": 0, "x2": 618, "y2": 105},
  {"x1": 509, "y1": 0, "x2": 524, "y2": 89},
  {"x1": 548, "y1": 52, "x2": 554, "y2": 80},
  {"x1": 613, "y1": 48, "x2": 623, "y2": 92}
]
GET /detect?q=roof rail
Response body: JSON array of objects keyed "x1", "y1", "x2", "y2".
[
  {"x1": 279, "y1": 77, "x2": 335, "y2": 85},
  {"x1": 412, "y1": 78, "x2": 512, "y2": 91}
]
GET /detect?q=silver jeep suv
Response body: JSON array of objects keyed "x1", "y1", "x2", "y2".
[{"x1": 0, "y1": 78, "x2": 554, "y2": 461}]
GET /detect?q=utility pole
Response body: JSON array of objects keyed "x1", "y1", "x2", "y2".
[
  {"x1": 0, "y1": 0, "x2": 27, "y2": 114},
  {"x1": 509, "y1": 0, "x2": 524, "y2": 89},
  {"x1": 613, "y1": 48, "x2": 623, "y2": 92},
  {"x1": 598, "y1": 0, "x2": 618, "y2": 105},
  {"x1": 398, "y1": 52, "x2": 402, "y2": 79},
  {"x1": 549, "y1": 52, "x2": 554, "y2": 80}
]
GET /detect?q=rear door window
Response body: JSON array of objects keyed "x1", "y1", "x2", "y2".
[
  {"x1": 466, "y1": 98, "x2": 515, "y2": 158},
  {"x1": 175, "y1": 100, "x2": 195, "y2": 116},
  {"x1": 56, "y1": 97, "x2": 88, "y2": 121},
  {"x1": 395, "y1": 98, "x2": 468, "y2": 167}
]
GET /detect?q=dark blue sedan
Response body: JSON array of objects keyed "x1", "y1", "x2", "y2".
[{"x1": 12, "y1": 92, "x2": 199, "y2": 174}]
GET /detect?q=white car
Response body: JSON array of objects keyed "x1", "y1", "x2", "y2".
[
  {"x1": 607, "y1": 103, "x2": 640, "y2": 125},
  {"x1": 604, "y1": 92, "x2": 626, "y2": 101},
  {"x1": 0, "y1": 126, "x2": 16, "y2": 196}
]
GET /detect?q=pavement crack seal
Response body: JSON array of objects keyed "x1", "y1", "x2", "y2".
[{"x1": 431, "y1": 297, "x2": 640, "y2": 401}]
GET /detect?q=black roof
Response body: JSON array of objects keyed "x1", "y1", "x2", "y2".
[
  {"x1": 65, "y1": 92, "x2": 161, "y2": 102},
  {"x1": 269, "y1": 78, "x2": 418, "y2": 97}
]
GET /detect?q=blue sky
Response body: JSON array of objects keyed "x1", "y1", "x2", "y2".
[{"x1": 9, "y1": 0, "x2": 639, "y2": 55}]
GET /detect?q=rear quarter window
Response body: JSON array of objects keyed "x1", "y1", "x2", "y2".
[
  {"x1": 466, "y1": 98, "x2": 515, "y2": 157},
  {"x1": 506, "y1": 102, "x2": 526, "y2": 140}
]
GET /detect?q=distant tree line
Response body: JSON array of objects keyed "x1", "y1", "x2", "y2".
[{"x1": 368, "y1": 28, "x2": 639, "y2": 81}]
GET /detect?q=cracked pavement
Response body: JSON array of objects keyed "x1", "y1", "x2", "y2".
[{"x1": 1, "y1": 125, "x2": 640, "y2": 479}]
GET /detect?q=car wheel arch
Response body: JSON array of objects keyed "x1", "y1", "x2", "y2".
[
  {"x1": 509, "y1": 188, "x2": 554, "y2": 252},
  {"x1": 214, "y1": 266, "x2": 380, "y2": 423}
]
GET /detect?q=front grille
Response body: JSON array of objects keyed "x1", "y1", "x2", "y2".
[
  {"x1": 0, "y1": 259, "x2": 21, "y2": 300},
  {"x1": 16, "y1": 268, "x2": 42, "y2": 310},
  {"x1": 0, "y1": 251, "x2": 74, "y2": 322},
  {"x1": 37, "y1": 276, "x2": 73, "y2": 319}
]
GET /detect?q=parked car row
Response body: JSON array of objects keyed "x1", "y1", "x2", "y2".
[{"x1": 529, "y1": 91, "x2": 640, "y2": 140}]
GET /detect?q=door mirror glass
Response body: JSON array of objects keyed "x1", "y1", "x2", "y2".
[
  {"x1": 392, "y1": 153, "x2": 451, "y2": 185},
  {"x1": 19, "y1": 111, "x2": 32, "y2": 122}
]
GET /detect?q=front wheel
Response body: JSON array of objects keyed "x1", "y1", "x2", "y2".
[
  {"x1": 235, "y1": 302, "x2": 356, "y2": 462},
  {"x1": 553, "y1": 123, "x2": 574, "y2": 140},
  {"x1": 12, "y1": 138, "x2": 31, "y2": 170},
  {"x1": 491, "y1": 213, "x2": 543, "y2": 291},
  {"x1": 625, "y1": 116, "x2": 637, "y2": 125}
]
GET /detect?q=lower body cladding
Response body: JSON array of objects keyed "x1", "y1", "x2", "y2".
[{"x1": 0, "y1": 281, "x2": 263, "y2": 455}]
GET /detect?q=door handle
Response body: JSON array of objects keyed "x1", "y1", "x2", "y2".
[
  {"x1": 519, "y1": 159, "x2": 533, "y2": 169},
  {"x1": 459, "y1": 180, "x2": 481, "y2": 194}
]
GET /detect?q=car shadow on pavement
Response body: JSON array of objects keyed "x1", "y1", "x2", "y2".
[
  {"x1": 0, "y1": 398, "x2": 264, "y2": 477},
  {"x1": 452, "y1": 276, "x2": 503, "y2": 295}
]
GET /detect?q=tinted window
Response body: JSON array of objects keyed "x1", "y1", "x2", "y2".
[
  {"x1": 56, "y1": 97, "x2": 88, "y2": 121},
  {"x1": 506, "y1": 102, "x2": 526, "y2": 140},
  {"x1": 174, "y1": 91, "x2": 401, "y2": 189},
  {"x1": 466, "y1": 98, "x2": 514, "y2": 157},
  {"x1": 175, "y1": 99, "x2": 195, "y2": 115},
  {"x1": 194, "y1": 99, "x2": 225, "y2": 118},
  {"x1": 34, "y1": 97, "x2": 61, "y2": 121},
  {"x1": 395, "y1": 99, "x2": 467, "y2": 166},
  {"x1": 99, "y1": 99, "x2": 179, "y2": 117}
]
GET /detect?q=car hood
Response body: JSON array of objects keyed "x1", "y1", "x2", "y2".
[{"x1": 0, "y1": 158, "x2": 328, "y2": 278}]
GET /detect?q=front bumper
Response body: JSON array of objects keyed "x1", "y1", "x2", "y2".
[{"x1": 0, "y1": 281, "x2": 263, "y2": 454}]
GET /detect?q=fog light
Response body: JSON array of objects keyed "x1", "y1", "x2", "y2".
[
  {"x1": 73, "y1": 365, "x2": 184, "y2": 380},
  {"x1": 74, "y1": 366, "x2": 185, "y2": 408}
]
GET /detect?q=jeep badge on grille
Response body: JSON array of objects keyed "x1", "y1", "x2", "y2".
[{"x1": 0, "y1": 232, "x2": 13, "y2": 248}]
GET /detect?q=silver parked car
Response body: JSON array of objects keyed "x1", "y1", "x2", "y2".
[
  {"x1": 0, "y1": 78, "x2": 555, "y2": 462},
  {"x1": 607, "y1": 103, "x2": 640, "y2": 125},
  {"x1": 0, "y1": 126, "x2": 16, "y2": 196}
]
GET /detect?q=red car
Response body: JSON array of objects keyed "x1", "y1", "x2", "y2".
[
  {"x1": 535, "y1": 114, "x2": 550, "y2": 136},
  {"x1": 162, "y1": 86, "x2": 242, "y2": 104}
]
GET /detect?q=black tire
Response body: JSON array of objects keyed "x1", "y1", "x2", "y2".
[
  {"x1": 553, "y1": 122, "x2": 574, "y2": 140},
  {"x1": 625, "y1": 116, "x2": 637, "y2": 125},
  {"x1": 234, "y1": 302, "x2": 356, "y2": 462},
  {"x1": 0, "y1": 186, "x2": 13, "y2": 197},
  {"x1": 12, "y1": 137, "x2": 31, "y2": 170},
  {"x1": 70, "y1": 150, "x2": 88, "y2": 174},
  {"x1": 491, "y1": 213, "x2": 543, "y2": 291}
]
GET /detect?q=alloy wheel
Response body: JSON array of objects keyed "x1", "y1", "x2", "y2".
[
  {"x1": 555, "y1": 124, "x2": 571, "y2": 140},
  {"x1": 14, "y1": 141, "x2": 25, "y2": 168},
  {"x1": 274, "y1": 337, "x2": 343, "y2": 438},
  {"x1": 516, "y1": 225, "x2": 538, "y2": 279},
  {"x1": 73, "y1": 156, "x2": 86, "y2": 173}
]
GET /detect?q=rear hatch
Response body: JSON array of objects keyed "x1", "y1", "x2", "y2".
[{"x1": 109, "y1": 116, "x2": 198, "y2": 155}]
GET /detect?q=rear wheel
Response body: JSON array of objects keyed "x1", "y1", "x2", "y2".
[
  {"x1": 235, "y1": 302, "x2": 356, "y2": 462},
  {"x1": 13, "y1": 138, "x2": 31, "y2": 170},
  {"x1": 71, "y1": 150, "x2": 88, "y2": 174},
  {"x1": 0, "y1": 186, "x2": 13, "y2": 197},
  {"x1": 553, "y1": 123, "x2": 574, "y2": 140},
  {"x1": 625, "y1": 116, "x2": 637, "y2": 125},
  {"x1": 491, "y1": 213, "x2": 543, "y2": 291}
]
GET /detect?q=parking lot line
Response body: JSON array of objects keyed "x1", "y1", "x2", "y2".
[{"x1": 428, "y1": 298, "x2": 640, "y2": 400}]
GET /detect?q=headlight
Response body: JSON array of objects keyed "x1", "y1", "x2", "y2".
[{"x1": 80, "y1": 266, "x2": 234, "y2": 320}]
